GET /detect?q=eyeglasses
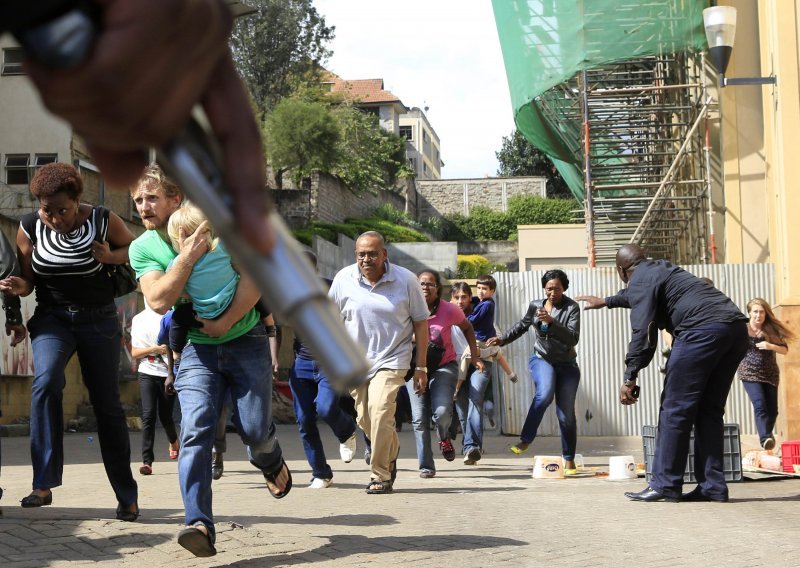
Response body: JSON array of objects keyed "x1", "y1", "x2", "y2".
[
  {"x1": 420, "y1": 282, "x2": 437, "y2": 288},
  {"x1": 357, "y1": 251, "x2": 380, "y2": 260}
]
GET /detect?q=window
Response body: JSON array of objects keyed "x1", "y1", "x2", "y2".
[
  {"x1": 1, "y1": 48, "x2": 25, "y2": 76},
  {"x1": 423, "y1": 162, "x2": 430, "y2": 175},
  {"x1": 5, "y1": 155, "x2": 29, "y2": 185},
  {"x1": 422, "y1": 130, "x2": 429, "y2": 143},
  {"x1": 29, "y1": 154, "x2": 58, "y2": 180},
  {"x1": 399, "y1": 126, "x2": 413, "y2": 140}
]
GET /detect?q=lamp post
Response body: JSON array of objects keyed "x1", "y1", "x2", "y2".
[{"x1": 703, "y1": 6, "x2": 776, "y2": 87}]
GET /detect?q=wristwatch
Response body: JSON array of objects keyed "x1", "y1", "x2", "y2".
[{"x1": 415, "y1": 367, "x2": 428, "y2": 373}]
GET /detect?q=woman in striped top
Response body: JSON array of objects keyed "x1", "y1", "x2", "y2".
[{"x1": 0, "y1": 163, "x2": 139, "y2": 520}]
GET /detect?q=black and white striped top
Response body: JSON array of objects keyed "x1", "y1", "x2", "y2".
[{"x1": 20, "y1": 206, "x2": 115, "y2": 306}]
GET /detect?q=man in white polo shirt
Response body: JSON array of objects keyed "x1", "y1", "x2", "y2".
[{"x1": 329, "y1": 231, "x2": 429, "y2": 494}]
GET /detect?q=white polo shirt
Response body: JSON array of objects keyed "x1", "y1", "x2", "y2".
[
  {"x1": 329, "y1": 261, "x2": 428, "y2": 380},
  {"x1": 130, "y1": 308, "x2": 169, "y2": 378}
]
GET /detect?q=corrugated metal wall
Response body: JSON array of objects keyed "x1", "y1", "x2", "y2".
[{"x1": 493, "y1": 264, "x2": 775, "y2": 437}]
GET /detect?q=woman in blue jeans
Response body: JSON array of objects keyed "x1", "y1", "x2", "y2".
[
  {"x1": 408, "y1": 271, "x2": 482, "y2": 478},
  {"x1": 738, "y1": 298, "x2": 794, "y2": 451},
  {"x1": 0, "y1": 163, "x2": 139, "y2": 519},
  {"x1": 488, "y1": 269, "x2": 581, "y2": 473}
]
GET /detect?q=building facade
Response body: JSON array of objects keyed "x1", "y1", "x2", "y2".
[{"x1": 399, "y1": 107, "x2": 443, "y2": 180}]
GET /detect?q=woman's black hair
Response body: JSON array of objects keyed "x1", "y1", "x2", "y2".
[
  {"x1": 541, "y1": 269, "x2": 569, "y2": 291},
  {"x1": 450, "y1": 281, "x2": 472, "y2": 296}
]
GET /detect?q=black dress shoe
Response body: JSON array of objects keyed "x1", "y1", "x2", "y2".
[
  {"x1": 624, "y1": 486, "x2": 679, "y2": 502},
  {"x1": 681, "y1": 487, "x2": 728, "y2": 503},
  {"x1": 21, "y1": 492, "x2": 52, "y2": 508}
]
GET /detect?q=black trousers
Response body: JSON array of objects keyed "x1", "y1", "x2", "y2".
[
  {"x1": 138, "y1": 372, "x2": 178, "y2": 465},
  {"x1": 652, "y1": 321, "x2": 748, "y2": 499}
]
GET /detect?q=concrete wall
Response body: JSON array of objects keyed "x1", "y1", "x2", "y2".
[
  {"x1": 517, "y1": 223, "x2": 590, "y2": 271},
  {"x1": 273, "y1": 171, "x2": 412, "y2": 229},
  {"x1": 416, "y1": 176, "x2": 546, "y2": 221}
]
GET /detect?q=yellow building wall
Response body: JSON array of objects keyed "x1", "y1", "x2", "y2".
[
  {"x1": 755, "y1": 0, "x2": 800, "y2": 439},
  {"x1": 518, "y1": 224, "x2": 589, "y2": 270}
]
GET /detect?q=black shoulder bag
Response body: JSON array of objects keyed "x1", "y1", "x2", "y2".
[{"x1": 93, "y1": 207, "x2": 138, "y2": 297}]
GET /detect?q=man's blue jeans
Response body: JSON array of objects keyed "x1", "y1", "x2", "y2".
[
  {"x1": 454, "y1": 364, "x2": 491, "y2": 454},
  {"x1": 175, "y1": 323, "x2": 282, "y2": 542},
  {"x1": 520, "y1": 356, "x2": 581, "y2": 461},
  {"x1": 28, "y1": 304, "x2": 137, "y2": 507},
  {"x1": 406, "y1": 362, "x2": 458, "y2": 472},
  {"x1": 289, "y1": 356, "x2": 356, "y2": 480},
  {"x1": 741, "y1": 380, "x2": 779, "y2": 446}
]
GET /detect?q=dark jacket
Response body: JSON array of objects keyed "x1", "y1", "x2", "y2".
[
  {"x1": 500, "y1": 295, "x2": 580, "y2": 364},
  {"x1": 613, "y1": 260, "x2": 746, "y2": 382}
]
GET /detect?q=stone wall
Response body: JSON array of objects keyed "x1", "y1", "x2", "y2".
[
  {"x1": 416, "y1": 176, "x2": 546, "y2": 221},
  {"x1": 274, "y1": 171, "x2": 415, "y2": 229}
]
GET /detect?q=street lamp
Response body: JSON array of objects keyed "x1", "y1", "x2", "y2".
[{"x1": 703, "y1": 6, "x2": 776, "y2": 87}]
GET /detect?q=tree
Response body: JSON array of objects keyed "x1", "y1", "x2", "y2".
[
  {"x1": 230, "y1": 0, "x2": 335, "y2": 118},
  {"x1": 331, "y1": 106, "x2": 412, "y2": 195},
  {"x1": 496, "y1": 129, "x2": 573, "y2": 199},
  {"x1": 263, "y1": 98, "x2": 341, "y2": 188}
]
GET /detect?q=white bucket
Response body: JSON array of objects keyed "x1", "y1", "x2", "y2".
[
  {"x1": 608, "y1": 455, "x2": 637, "y2": 480},
  {"x1": 532, "y1": 455, "x2": 564, "y2": 479}
]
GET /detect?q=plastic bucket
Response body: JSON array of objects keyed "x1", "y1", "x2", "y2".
[
  {"x1": 532, "y1": 455, "x2": 564, "y2": 479},
  {"x1": 608, "y1": 455, "x2": 637, "y2": 480}
]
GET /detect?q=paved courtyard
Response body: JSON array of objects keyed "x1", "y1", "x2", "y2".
[{"x1": 1, "y1": 425, "x2": 798, "y2": 567}]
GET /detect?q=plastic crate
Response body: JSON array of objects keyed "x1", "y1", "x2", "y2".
[
  {"x1": 781, "y1": 440, "x2": 800, "y2": 473},
  {"x1": 642, "y1": 423, "x2": 742, "y2": 483}
]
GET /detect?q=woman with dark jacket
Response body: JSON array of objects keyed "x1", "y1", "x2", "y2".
[{"x1": 488, "y1": 269, "x2": 581, "y2": 472}]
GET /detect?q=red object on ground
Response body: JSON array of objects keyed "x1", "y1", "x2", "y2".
[
  {"x1": 274, "y1": 380, "x2": 293, "y2": 401},
  {"x1": 781, "y1": 440, "x2": 800, "y2": 473}
]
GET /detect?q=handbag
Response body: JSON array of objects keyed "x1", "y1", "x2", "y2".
[
  {"x1": 93, "y1": 207, "x2": 138, "y2": 297},
  {"x1": 406, "y1": 341, "x2": 447, "y2": 381}
]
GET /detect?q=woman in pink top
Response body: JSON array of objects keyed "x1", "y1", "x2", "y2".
[{"x1": 408, "y1": 270, "x2": 482, "y2": 478}]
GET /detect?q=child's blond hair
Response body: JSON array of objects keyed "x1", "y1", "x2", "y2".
[{"x1": 167, "y1": 202, "x2": 218, "y2": 252}]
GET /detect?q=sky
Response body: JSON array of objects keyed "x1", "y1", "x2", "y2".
[{"x1": 313, "y1": 0, "x2": 516, "y2": 180}]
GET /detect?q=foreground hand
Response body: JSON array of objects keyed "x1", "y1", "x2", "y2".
[
  {"x1": 6, "y1": 324, "x2": 27, "y2": 346},
  {"x1": 619, "y1": 382, "x2": 639, "y2": 405},
  {"x1": 756, "y1": 341, "x2": 769, "y2": 350},
  {"x1": 165, "y1": 374, "x2": 176, "y2": 396},
  {"x1": 24, "y1": 0, "x2": 273, "y2": 253},
  {"x1": 575, "y1": 295, "x2": 606, "y2": 310},
  {"x1": 177, "y1": 223, "x2": 211, "y2": 265},
  {"x1": 485, "y1": 337, "x2": 502, "y2": 347},
  {"x1": 474, "y1": 359, "x2": 486, "y2": 373}
]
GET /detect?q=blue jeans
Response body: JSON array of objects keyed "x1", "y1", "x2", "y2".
[
  {"x1": 653, "y1": 322, "x2": 748, "y2": 500},
  {"x1": 741, "y1": 380, "x2": 778, "y2": 446},
  {"x1": 28, "y1": 305, "x2": 137, "y2": 506},
  {"x1": 521, "y1": 356, "x2": 581, "y2": 461},
  {"x1": 175, "y1": 323, "x2": 281, "y2": 542},
  {"x1": 455, "y1": 364, "x2": 491, "y2": 454},
  {"x1": 290, "y1": 356, "x2": 356, "y2": 480},
  {"x1": 406, "y1": 362, "x2": 458, "y2": 472}
]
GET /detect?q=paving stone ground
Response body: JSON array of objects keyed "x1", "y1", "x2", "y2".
[{"x1": 1, "y1": 425, "x2": 798, "y2": 567}]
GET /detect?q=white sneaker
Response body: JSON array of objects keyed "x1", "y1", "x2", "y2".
[
  {"x1": 340, "y1": 433, "x2": 357, "y2": 463},
  {"x1": 309, "y1": 477, "x2": 332, "y2": 489}
]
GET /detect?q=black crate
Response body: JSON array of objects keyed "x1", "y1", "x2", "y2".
[{"x1": 642, "y1": 423, "x2": 742, "y2": 483}]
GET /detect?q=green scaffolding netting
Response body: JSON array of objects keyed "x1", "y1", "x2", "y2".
[{"x1": 492, "y1": 0, "x2": 709, "y2": 200}]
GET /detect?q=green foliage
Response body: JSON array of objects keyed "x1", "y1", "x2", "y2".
[
  {"x1": 230, "y1": 0, "x2": 334, "y2": 117},
  {"x1": 439, "y1": 197, "x2": 578, "y2": 241},
  {"x1": 507, "y1": 195, "x2": 579, "y2": 226},
  {"x1": 331, "y1": 106, "x2": 413, "y2": 194},
  {"x1": 292, "y1": 216, "x2": 429, "y2": 247},
  {"x1": 456, "y1": 255, "x2": 507, "y2": 279},
  {"x1": 496, "y1": 129, "x2": 573, "y2": 199},
  {"x1": 264, "y1": 98, "x2": 340, "y2": 188}
]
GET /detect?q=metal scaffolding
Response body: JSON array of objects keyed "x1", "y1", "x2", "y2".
[{"x1": 536, "y1": 53, "x2": 712, "y2": 265}]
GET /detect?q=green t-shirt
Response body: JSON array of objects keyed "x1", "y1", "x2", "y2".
[{"x1": 129, "y1": 230, "x2": 258, "y2": 345}]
